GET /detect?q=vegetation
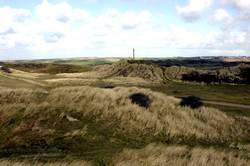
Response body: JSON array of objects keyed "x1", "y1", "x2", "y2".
[
  {"x1": 0, "y1": 160, "x2": 93, "y2": 166},
  {"x1": 52, "y1": 58, "x2": 114, "y2": 66},
  {"x1": 151, "y1": 58, "x2": 250, "y2": 70},
  {"x1": 0, "y1": 58, "x2": 250, "y2": 165},
  {"x1": 0, "y1": 86, "x2": 250, "y2": 164},
  {"x1": 182, "y1": 64, "x2": 250, "y2": 84},
  {"x1": 3, "y1": 63, "x2": 91, "y2": 74},
  {"x1": 98, "y1": 60, "x2": 250, "y2": 85},
  {"x1": 149, "y1": 81, "x2": 250, "y2": 105},
  {"x1": 112, "y1": 143, "x2": 250, "y2": 166},
  {"x1": 99, "y1": 60, "x2": 166, "y2": 82}
]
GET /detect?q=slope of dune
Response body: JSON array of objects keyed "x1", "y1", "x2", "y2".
[
  {"x1": 98, "y1": 60, "x2": 166, "y2": 82},
  {"x1": 0, "y1": 86, "x2": 249, "y2": 158}
]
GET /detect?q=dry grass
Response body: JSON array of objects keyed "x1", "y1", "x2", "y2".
[
  {"x1": 0, "y1": 88, "x2": 48, "y2": 104},
  {"x1": 0, "y1": 160, "x2": 93, "y2": 166},
  {"x1": 45, "y1": 76, "x2": 154, "y2": 87},
  {"x1": 0, "y1": 86, "x2": 249, "y2": 146},
  {"x1": 57, "y1": 71, "x2": 102, "y2": 79},
  {"x1": 49, "y1": 86, "x2": 249, "y2": 145},
  {"x1": 1, "y1": 60, "x2": 250, "y2": 165},
  {"x1": 104, "y1": 77, "x2": 153, "y2": 86},
  {"x1": 112, "y1": 143, "x2": 250, "y2": 166},
  {"x1": 164, "y1": 66, "x2": 193, "y2": 80},
  {"x1": 0, "y1": 86, "x2": 250, "y2": 165},
  {"x1": 8, "y1": 69, "x2": 46, "y2": 79},
  {"x1": 98, "y1": 60, "x2": 165, "y2": 82},
  {"x1": 45, "y1": 78, "x2": 99, "y2": 86},
  {"x1": 0, "y1": 71, "x2": 47, "y2": 87}
]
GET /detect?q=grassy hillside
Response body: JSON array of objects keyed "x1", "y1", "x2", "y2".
[
  {"x1": 0, "y1": 160, "x2": 93, "y2": 166},
  {"x1": 97, "y1": 60, "x2": 250, "y2": 84},
  {"x1": 99, "y1": 60, "x2": 166, "y2": 82},
  {"x1": 112, "y1": 143, "x2": 250, "y2": 166},
  {"x1": 1, "y1": 59, "x2": 250, "y2": 165},
  {"x1": 0, "y1": 86, "x2": 249, "y2": 165},
  {"x1": 53, "y1": 59, "x2": 114, "y2": 66},
  {"x1": 3, "y1": 63, "x2": 91, "y2": 74}
]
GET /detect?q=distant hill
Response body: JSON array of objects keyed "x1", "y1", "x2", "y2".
[
  {"x1": 99, "y1": 60, "x2": 250, "y2": 84},
  {"x1": 2, "y1": 62, "x2": 90, "y2": 74},
  {"x1": 99, "y1": 60, "x2": 166, "y2": 82}
]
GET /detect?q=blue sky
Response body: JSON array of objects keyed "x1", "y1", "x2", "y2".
[{"x1": 0, "y1": 0, "x2": 249, "y2": 60}]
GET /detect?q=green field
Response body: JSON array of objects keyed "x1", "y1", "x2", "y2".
[
  {"x1": 149, "y1": 81, "x2": 250, "y2": 105},
  {"x1": 53, "y1": 59, "x2": 114, "y2": 66}
]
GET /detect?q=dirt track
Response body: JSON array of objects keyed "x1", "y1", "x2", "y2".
[{"x1": 204, "y1": 100, "x2": 250, "y2": 109}]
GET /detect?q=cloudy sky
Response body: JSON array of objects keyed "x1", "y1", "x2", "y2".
[{"x1": 0, "y1": 0, "x2": 249, "y2": 60}]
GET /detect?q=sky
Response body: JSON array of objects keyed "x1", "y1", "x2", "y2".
[{"x1": 0, "y1": 0, "x2": 249, "y2": 60}]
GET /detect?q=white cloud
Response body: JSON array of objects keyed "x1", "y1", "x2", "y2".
[
  {"x1": 213, "y1": 8, "x2": 232, "y2": 23},
  {"x1": 36, "y1": 0, "x2": 89, "y2": 23},
  {"x1": 223, "y1": 0, "x2": 250, "y2": 10},
  {"x1": 0, "y1": 6, "x2": 31, "y2": 50},
  {"x1": 0, "y1": 6, "x2": 30, "y2": 32},
  {"x1": 0, "y1": 0, "x2": 249, "y2": 59},
  {"x1": 176, "y1": 0, "x2": 213, "y2": 22},
  {"x1": 209, "y1": 2, "x2": 250, "y2": 54}
]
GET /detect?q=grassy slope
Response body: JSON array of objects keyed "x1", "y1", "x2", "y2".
[
  {"x1": 3, "y1": 63, "x2": 91, "y2": 74},
  {"x1": 112, "y1": 143, "x2": 250, "y2": 166},
  {"x1": 204, "y1": 103, "x2": 250, "y2": 117},
  {"x1": 53, "y1": 59, "x2": 113, "y2": 66},
  {"x1": 1, "y1": 60, "x2": 250, "y2": 165},
  {"x1": 0, "y1": 75, "x2": 40, "y2": 89},
  {"x1": 4, "y1": 62, "x2": 249, "y2": 115},
  {"x1": 0, "y1": 86, "x2": 250, "y2": 165},
  {"x1": 96, "y1": 60, "x2": 250, "y2": 105}
]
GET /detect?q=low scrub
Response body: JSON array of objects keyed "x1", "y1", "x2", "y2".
[{"x1": 182, "y1": 64, "x2": 250, "y2": 84}]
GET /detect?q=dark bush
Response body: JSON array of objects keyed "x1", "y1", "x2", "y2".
[
  {"x1": 180, "y1": 96, "x2": 203, "y2": 109},
  {"x1": 240, "y1": 67, "x2": 250, "y2": 84},
  {"x1": 0, "y1": 66, "x2": 11, "y2": 73},
  {"x1": 182, "y1": 71, "x2": 218, "y2": 84},
  {"x1": 101, "y1": 85, "x2": 115, "y2": 89},
  {"x1": 182, "y1": 71, "x2": 200, "y2": 82},
  {"x1": 129, "y1": 93, "x2": 151, "y2": 109}
]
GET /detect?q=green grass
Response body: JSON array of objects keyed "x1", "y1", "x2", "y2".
[
  {"x1": 0, "y1": 75, "x2": 39, "y2": 89},
  {"x1": 148, "y1": 81, "x2": 250, "y2": 105},
  {"x1": 53, "y1": 59, "x2": 113, "y2": 66},
  {"x1": 204, "y1": 103, "x2": 250, "y2": 117},
  {"x1": 4, "y1": 63, "x2": 91, "y2": 74}
]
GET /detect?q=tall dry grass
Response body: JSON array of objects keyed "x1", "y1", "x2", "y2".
[
  {"x1": 98, "y1": 60, "x2": 165, "y2": 82},
  {"x1": 111, "y1": 143, "x2": 250, "y2": 166},
  {"x1": 0, "y1": 160, "x2": 93, "y2": 166},
  {"x1": 0, "y1": 86, "x2": 248, "y2": 147},
  {"x1": 0, "y1": 88, "x2": 48, "y2": 104},
  {"x1": 0, "y1": 86, "x2": 250, "y2": 165},
  {"x1": 48, "y1": 86, "x2": 248, "y2": 143}
]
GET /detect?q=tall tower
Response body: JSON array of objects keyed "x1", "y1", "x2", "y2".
[{"x1": 133, "y1": 48, "x2": 135, "y2": 60}]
